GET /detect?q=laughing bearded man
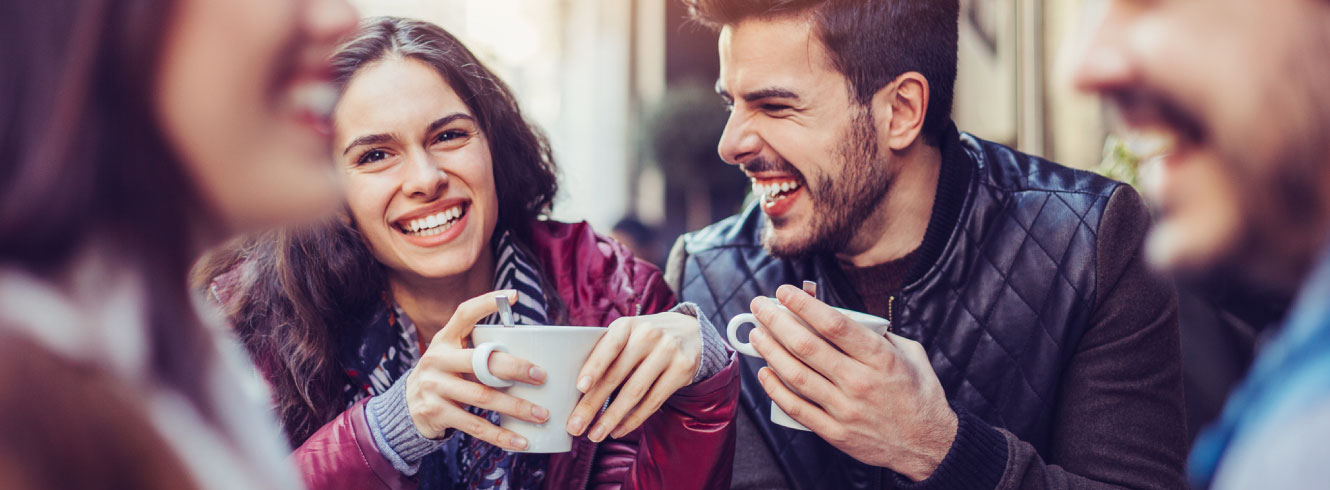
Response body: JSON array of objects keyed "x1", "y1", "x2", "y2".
[{"x1": 664, "y1": 1, "x2": 1189, "y2": 489}]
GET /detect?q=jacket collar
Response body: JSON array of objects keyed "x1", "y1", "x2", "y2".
[{"x1": 816, "y1": 122, "x2": 975, "y2": 309}]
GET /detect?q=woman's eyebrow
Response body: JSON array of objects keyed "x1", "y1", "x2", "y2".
[
  {"x1": 342, "y1": 133, "x2": 395, "y2": 155},
  {"x1": 426, "y1": 113, "x2": 477, "y2": 134}
]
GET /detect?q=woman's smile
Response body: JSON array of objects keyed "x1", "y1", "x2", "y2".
[{"x1": 393, "y1": 199, "x2": 471, "y2": 247}]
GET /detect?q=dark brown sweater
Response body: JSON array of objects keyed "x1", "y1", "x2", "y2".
[{"x1": 979, "y1": 186, "x2": 1189, "y2": 490}]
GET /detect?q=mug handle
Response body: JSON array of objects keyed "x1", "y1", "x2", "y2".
[
  {"x1": 726, "y1": 314, "x2": 763, "y2": 358},
  {"x1": 472, "y1": 342, "x2": 515, "y2": 388}
]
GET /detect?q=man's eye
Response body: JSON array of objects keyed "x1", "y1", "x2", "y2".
[
  {"x1": 357, "y1": 149, "x2": 389, "y2": 165},
  {"x1": 762, "y1": 104, "x2": 792, "y2": 112}
]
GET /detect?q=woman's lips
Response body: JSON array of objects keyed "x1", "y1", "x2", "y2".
[{"x1": 395, "y1": 202, "x2": 470, "y2": 248}]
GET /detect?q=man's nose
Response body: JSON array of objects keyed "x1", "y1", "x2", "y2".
[
  {"x1": 717, "y1": 109, "x2": 762, "y2": 167},
  {"x1": 1071, "y1": 2, "x2": 1136, "y2": 95},
  {"x1": 305, "y1": 0, "x2": 360, "y2": 48}
]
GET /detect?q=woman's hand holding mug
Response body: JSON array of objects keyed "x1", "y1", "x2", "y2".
[
  {"x1": 404, "y1": 290, "x2": 549, "y2": 451},
  {"x1": 566, "y1": 312, "x2": 704, "y2": 442}
]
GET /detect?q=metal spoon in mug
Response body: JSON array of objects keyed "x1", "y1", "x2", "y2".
[{"x1": 496, "y1": 294, "x2": 515, "y2": 327}]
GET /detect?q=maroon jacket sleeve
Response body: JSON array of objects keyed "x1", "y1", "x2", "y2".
[
  {"x1": 590, "y1": 355, "x2": 741, "y2": 490},
  {"x1": 588, "y1": 248, "x2": 741, "y2": 490},
  {"x1": 292, "y1": 399, "x2": 417, "y2": 490}
]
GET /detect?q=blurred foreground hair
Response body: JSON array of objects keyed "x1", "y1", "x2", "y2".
[
  {"x1": 0, "y1": 0, "x2": 217, "y2": 416},
  {"x1": 201, "y1": 17, "x2": 561, "y2": 446}
]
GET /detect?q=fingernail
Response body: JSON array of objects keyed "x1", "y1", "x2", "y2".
[
  {"x1": 504, "y1": 289, "x2": 519, "y2": 300},
  {"x1": 566, "y1": 415, "x2": 584, "y2": 435},
  {"x1": 511, "y1": 435, "x2": 528, "y2": 449},
  {"x1": 533, "y1": 405, "x2": 549, "y2": 421},
  {"x1": 610, "y1": 427, "x2": 627, "y2": 439},
  {"x1": 530, "y1": 366, "x2": 546, "y2": 383},
  {"x1": 577, "y1": 376, "x2": 591, "y2": 393},
  {"x1": 749, "y1": 328, "x2": 765, "y2": 345},
  {"x1": 589, "y1": 424, "x2": 607, "y2": 442}
]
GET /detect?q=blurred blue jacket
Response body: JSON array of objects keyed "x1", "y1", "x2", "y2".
[{"x1": 1189, "y1": 244, "x2": 1330, "y2": 489}]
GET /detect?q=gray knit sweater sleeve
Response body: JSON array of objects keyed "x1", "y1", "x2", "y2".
[
  {"x1": 670, "y1": 302, "x2": 731, "y2": 384},
  {"x1": 365, "y1": 369, "x2": 454, "y2": 476}
]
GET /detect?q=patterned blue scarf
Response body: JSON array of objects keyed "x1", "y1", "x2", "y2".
[{"x1": 340, "y1": 231, "x2": 551, "y2": 489}]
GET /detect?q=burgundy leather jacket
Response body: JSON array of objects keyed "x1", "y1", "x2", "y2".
[{"x1": 286, "y1": 221, "x2": 739, "y2": 490}]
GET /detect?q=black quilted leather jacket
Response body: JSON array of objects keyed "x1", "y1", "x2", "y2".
[{"x1": 669, "y1": 126, "x2": 1124, "y2": 490}]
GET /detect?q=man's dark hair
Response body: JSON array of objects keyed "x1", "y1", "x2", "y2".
[{"x1": 686, "y1": 0, "x2": 959, "y2": 146}]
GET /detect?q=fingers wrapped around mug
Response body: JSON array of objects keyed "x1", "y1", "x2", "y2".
[
  {"x1": 774, "y1": 284, "x2": 890, "y2": 361},
  {"x1": 404, "y1": 340, "x2": 549, "y2": 450},
  {"x1": 565, "y1": 312, "x2": 702, "y2": 442},
  {"x1": 756, "y1": 365, "x2": 842, "y2": 438}
]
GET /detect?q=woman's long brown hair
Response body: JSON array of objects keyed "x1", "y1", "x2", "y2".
[
  {"x1": 205, "y1": 17, "x2": 562, "y2": 446},
  {"x1": 0, "y1": 0, "x2": 219, "y2": 418}
]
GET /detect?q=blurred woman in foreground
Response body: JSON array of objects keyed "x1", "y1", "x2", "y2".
[
  {"x1": 0, "y1": 0, "x2": 357, "y2": 488},
  {"x1": 206, "y1": 17, "x2": 739, "y2": 490}
]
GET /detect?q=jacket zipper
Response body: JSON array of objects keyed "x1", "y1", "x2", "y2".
[
  {"x1": 887, "y1": 296, "x2": 895, "y2": 333},
  {"x1": 577, "y1": 400, "x2": 610, "y2": 490}
]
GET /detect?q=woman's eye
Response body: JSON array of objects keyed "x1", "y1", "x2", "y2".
[
  {"x1": 356, "y1": 149, "x2": 389, "y2": 165},
  {"x1": 434, "y1": 129, "x2": 470, "y2": 144}
]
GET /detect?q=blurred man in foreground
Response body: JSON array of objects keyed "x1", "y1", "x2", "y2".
[
  {"x1": 666, "y1": 0, "x2": 1188, "y2": 488},
  {"x1": 1075, "y1": 0, "x2": 1330, "y2": 488}
]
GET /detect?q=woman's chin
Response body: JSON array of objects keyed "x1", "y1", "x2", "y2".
[{"x1": 394, "y1": 247, "x2": 484, "y2": 282}]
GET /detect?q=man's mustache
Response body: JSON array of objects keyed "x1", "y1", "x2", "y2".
[
  {"x1": 741, "y1": 156, "x2": 805, "y2": 181},
  {"x1": 1105, "y1": 88, "x2": 1208, "y2": 144}
]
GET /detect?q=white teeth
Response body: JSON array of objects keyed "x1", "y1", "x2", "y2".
[
  {"x1": 750, "y1": 180, "x2": 801, "y2": 198},
  {"x1": 291, "y1": 81, "x2": 339, "y2": 119},
  {"x1": 1121, "y1": 129, "x2": 1179, "y2": 160},
  {"x1": 400, "y1": 205, "x2": 466, "y2": 237}
]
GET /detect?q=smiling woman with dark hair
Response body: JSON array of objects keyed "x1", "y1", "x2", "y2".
[{"x1": 205, "y1": 17, "x2": 739, "y2": 490}]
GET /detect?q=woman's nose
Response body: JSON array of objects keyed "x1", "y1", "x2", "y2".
[{"x1": 401, "y1": 152, "x2": 448, "y2": 200}]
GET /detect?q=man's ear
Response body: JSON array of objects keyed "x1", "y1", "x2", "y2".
[{"x1": 870, "y1": 72, "x2": 930, "y2": 151}]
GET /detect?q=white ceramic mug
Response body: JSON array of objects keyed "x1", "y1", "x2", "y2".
[
  {"x1": 471, "y1": 325, "x2": 608, "y2": 453},
  {"x1": 727, "y1": 299, "x2": 890, "y2": 430}
]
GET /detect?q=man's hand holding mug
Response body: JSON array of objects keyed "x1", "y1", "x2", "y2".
[{"x1": 742, "y1": 284, "x2": 959, "y2": 482}]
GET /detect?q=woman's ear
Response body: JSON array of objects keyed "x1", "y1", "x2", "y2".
[
  {"x1": 338, "y1": 210, "x2": 353, "y2": 227},
  {"x1": 870, "y1": 71, "x2": 930, "y2": 151}
]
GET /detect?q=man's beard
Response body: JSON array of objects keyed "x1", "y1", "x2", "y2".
[
  {"x1": 1213, "y1": 93, "x2": 1330, "y2": 294},
  {"x1": 762, "y1": 108, "x2": 892, "y2": 259},
  {"x1": 1212, "y1": 31, "x2": 1330, "y2": 294}
]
